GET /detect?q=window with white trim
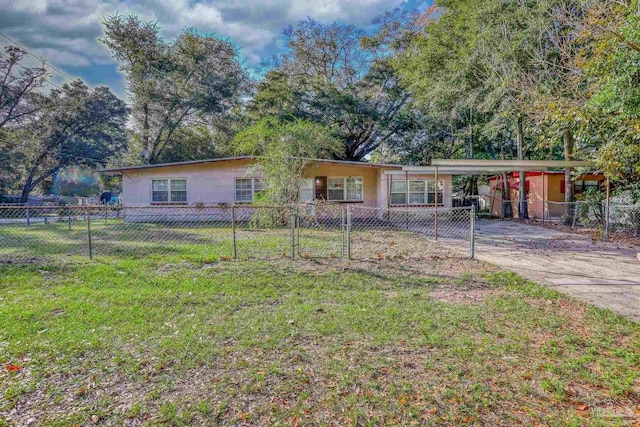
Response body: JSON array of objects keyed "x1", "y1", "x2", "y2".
[
  {"x1": 390, "y1": 180, "x2": 407, "y2": 205},
  {"x1": 390, "y1": 179, "x2": 444, "y2": 206},
  {"x1": 151, "y1": 179, "x2": 187, "y2": 203},
  {"x1": 327, "y1": 177, "x2": 363, "y2": 201},
  {"x1": 235, "y1": 178, "x2": 263, "y2": 203},
  {"x1": 409, "y1": 180, "x2": 426, "y2": 204}
]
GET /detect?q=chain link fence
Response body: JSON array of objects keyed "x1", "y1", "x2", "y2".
[
  {"x1": 0, "y1": 204, "x2": 475, "y2": 262},
  {"x1": 349, "y1": 206, "x2": 474, "y2": 259},
  {"x1": 606, "y1": 204, "x2": 640, "y2": 237},
  {"x1": 544, "y1": 201, "x2": 604, "y2": 227},
  {"x1": 496, "y1": 199, "x2": 640, "y2": 240}
]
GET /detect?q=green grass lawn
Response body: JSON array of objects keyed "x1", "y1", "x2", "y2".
[{"x1": 0, "y1": 252, "x2": 638, "y2": 426}]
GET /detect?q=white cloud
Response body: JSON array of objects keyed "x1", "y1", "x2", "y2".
[{"x1": 0, "y1": 0, "x2": 409, "y2": 89}]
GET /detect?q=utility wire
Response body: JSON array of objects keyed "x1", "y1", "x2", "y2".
[
  {"x1": 0, "y1": 53, "x2": 62, "y2": 91},
  {"x1": 0, "y1": 30, "x2": 75, "y2": 83}
]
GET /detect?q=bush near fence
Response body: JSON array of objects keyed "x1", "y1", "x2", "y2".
[{"x1": 0, "y1": 204, "x2": 475, "y2": 261}]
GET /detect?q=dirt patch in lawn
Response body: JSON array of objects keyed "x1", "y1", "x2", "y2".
[{"x1": 429, "y1": 288, "x2": 501, "y2": 304}]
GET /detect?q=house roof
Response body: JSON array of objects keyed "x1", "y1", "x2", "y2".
[
  {"x1": 102, "y1": 156, "x2": 403, "y2": 173},
  {"x1": 102, "y1": 156, "x2": 598, "y2": 176}
]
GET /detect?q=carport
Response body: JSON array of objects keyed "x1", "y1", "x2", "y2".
[
  {"x1": 408, "y1": 160, "x2": 638, "y2": 322},
  {"x1": 420, "y1": 159, "x2": 598, "y2": 222}
]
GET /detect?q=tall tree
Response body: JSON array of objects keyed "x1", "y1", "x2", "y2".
[
  {"x1": 250, "y1": 19, "x2": 412, "y2": 161},
  {"x1": 102, "y1": 15, "x2": 250, "y2": 164},
  {"x1": 0, "y1": 46, "x2": 49, "y2": 194},
  {"x1": 0, "y1": 46, "x2": 48, "y2": 130},
  {"x1": 580, "y1": 0, "x2": 640, "y2": 184},
  {"x1": 13, "y1": 81, "x2": 127, "y2": 203}
]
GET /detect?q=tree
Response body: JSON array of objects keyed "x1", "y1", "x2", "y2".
[
  {"x1": 581, "y1": 0, "x2": 640, "y2": 183},
  {"x1": 250, "y1": 18, "x2": 412, "y2": 161},
  {"x1": 233, "y1": 117, "x2": 341, "y2": 205},
  {"x1": 0, "y1": 46, "x2": 48, "y2": 130},
  {"x1": 0, "y1": 46, "x2": 50, "y2": 195},
  {"x1": 391, "y1": 0, "x2": 632, "y2": 213},
  {"x1": 14, "y1": 81, "x2": 127, "y2": 203},
  {"x1": 102, "y1": 14, "x2": 250, "y2": 164},
  {"x1": 391, "y1": 1, "x2": 527, "y2": 207}
]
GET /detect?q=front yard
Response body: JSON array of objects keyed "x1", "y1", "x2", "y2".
[{"x1": 0, "y1": 253, "x2": 639, "y2": 426}]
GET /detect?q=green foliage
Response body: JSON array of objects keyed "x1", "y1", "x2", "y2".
[
  {"x1": 102, "y1": 14, "x2": 249, "y2": 164},
  {"x1": 0, "y1": 46, "x2": 48, "y2": 130},
  {"x1": 389, "y1": 0, "x2": 640, "y2": 187},
  {"x1": 8, "y1": 81, "x2": 127, "y2": 202},
  {"x1": 584, "y1": 3, "x2": 640, "y2": 182},
  {"x1": 249, "y1": 19, "x2": 413, "y2": 161},
  {"x1": 233, "y1": 117, "x2": 341, "y2": 205}
]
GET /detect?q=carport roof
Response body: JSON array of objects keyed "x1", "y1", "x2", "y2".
[{"x1": 387, "y1": 159, "x2": 595, "y2": 175}]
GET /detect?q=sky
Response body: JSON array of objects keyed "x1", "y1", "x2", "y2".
[{"x1": 0, "y1": 0, "x2": 431, "y2": 99}]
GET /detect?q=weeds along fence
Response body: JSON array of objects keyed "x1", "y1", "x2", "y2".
[
  {"x1": 0, "y1": 204, "x2": 475, "y2": 261},
  {"x1": 607, "y1": 204, "x2": 640, "y2": 237}
]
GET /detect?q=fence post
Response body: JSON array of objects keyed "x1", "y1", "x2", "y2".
[
  {"x1": 434, "y1": 207, "x2": 439, "y2": 241},
  {"x1": 346, "y1": 204, "x2": 352, "y2": 260},
  {"x1": 290, "y1": 206, "x2": 297, "y2": 259},
  {"x1": 68, "y1": 211, "x2": 72, "y2": 231},
  {"x1": 26, "y1": 207, "x2": 30, "y2": 226},
  {"x1": 231, "y1": 206, "x2": 237, "y2": 259},
  {"x1": 86, "y1": 208, "x2": 93, "y2": 260},
  {"x1": 603, "y1": 202, "x2": 609, "y2": 242},
  {"x1": 341, "y1": 205, "x2": 345, "y2": 258},
  {"x1": 470, "y1": 205, "x2": 475, "y2": 259}
]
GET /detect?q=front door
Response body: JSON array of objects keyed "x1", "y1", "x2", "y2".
[{"x1": 315, "y1": 176, "x2": 328, "y2": 200}]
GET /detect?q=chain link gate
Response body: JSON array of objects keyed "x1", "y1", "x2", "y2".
[{"x1": 294, "y1": 203, "x2": 346, "y2": 258}]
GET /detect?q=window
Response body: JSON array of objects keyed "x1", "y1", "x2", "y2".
[
  {"x1": 235, "y1": 178, "x2": 263, "y2": 203},
  {"x1": 298, "y1": 178, "x2": 314, "y2": 202},
  {"x1": 328, "y1": 178, "x2": 345, "y2": 201},
  {"x1": 390, "y1": 179, "x2": 444, "y2": 206},
  {"x1": 574, "y1": 180, "x2": 599, "y2": 193},
  {"x1": 390, "y1": 181, "x2": 407, "y2": 205},
  {"x1": 409, "y1": 180, "x2": 426, "y2": 205},
  {"x1": 327, "y1": 177, "x2": 363, "y2": 201},
  {"x1": 427, "y1": 180, "x2": 444, "y2": 204},
  {"x1": 151, "y1": 179, "x2": 187, "y2": 203},
  {"x1": 346, "y1": 177, "x2": 363, "y2": 201}
]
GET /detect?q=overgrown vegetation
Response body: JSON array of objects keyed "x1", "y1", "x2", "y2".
[{"x1": 233, "y1": 117, "x2": 340, "y2": 206}]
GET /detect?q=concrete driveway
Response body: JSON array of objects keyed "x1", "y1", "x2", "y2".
[{"x1": 474, "y1": 220, "x2": 640, "y2": 322}]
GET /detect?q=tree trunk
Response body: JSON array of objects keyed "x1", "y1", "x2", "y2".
[
  {"x1": 142, "y1": 102, "x2": 150, "y2": 163},
  {"x1": 516, "y1": 116, "x2": 528, "y2": 219},
  {"x1": 468, "y1": 106, "x2": 473, "y2": 158},
  {"x1": 563, "y1": 129, "x2": 574, "y2": 224},
  {"x1": 500, "y1": 135, "x2": 512, "y2": 218},
  {"x1": 20, "y1": 177, "x2": 33, "y2": 204}
]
